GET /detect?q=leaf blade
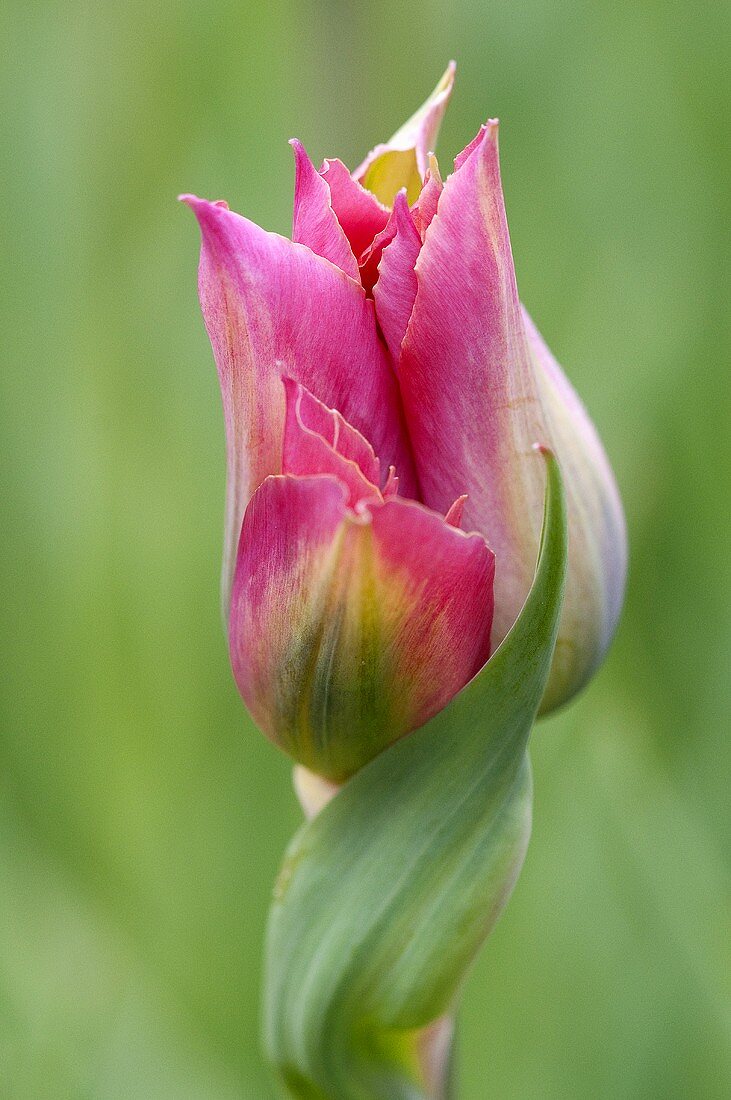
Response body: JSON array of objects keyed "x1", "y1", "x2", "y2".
[{"x1": 265, "y1": 450, "x2": 567, "y2": 1099}]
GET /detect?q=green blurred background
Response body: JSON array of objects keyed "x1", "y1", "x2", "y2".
[{"x1": 2, "y1": 0, "x2": 729, "y2": 1096}]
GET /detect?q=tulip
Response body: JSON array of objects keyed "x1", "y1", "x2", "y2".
[{"x1": 181, "y1": 62, "x2": 626, "y2": 778}]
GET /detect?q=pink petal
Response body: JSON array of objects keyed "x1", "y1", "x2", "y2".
[
  {"x1": 398, "y1": 122, "x2": 626, "y2": 708},
  {"x1": 229, "y1": 475, "x2": 350, "y2": 768},
  {"x1": 363, "y1": 492, "x2": 494, "y2": 728},
  {"x1": 283, "y1": 377, "x2": 381, "y2": 486},
  {"x1": 282, "y1": 378, "x2": 381, "y2": 506},
  {"x1": 453, "y1": 124, "x2": 489, "y2": 170},
  {"x1": 180, "y1": 194, "x2": 417, "y2": 611},
  {"x1": 229, "y1": 474, "x2": 494, "y2": 780},
  {"x1": 373, "y1": 191, "x2": 422, "y2": 362},
  {"x1": 522, "y1": 307, "x2": 627, "y2": 710},
  {"x1": 290, "y1": 140, "x2": 360, "y2": 280},
  {"x1": 320, "y1": 158, "x2": 389, "y2": 261},
  {"x1": 413, "y1": 153, "x2": 443, "y2": 238},
  {"x1": 357, "y1": 215, "x2": 399, "y2": 295}
]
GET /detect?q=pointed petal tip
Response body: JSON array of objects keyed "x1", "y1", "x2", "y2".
[
  {"x1": 453, "y1": 119, "x2": 500, "y2": 171},
  {"x1": 289, "y1": 138, "x2": 311, "y2": 186},
  {"x1": 290, "y1": 140, "x2": 362, "y2": 278},
  {"x1": 391, "y1": 188, "x2": 410, "y2": 217},
  {"x1": 383, "y1": 465, "x2": 399, "y2": 497},
  {"x1": 178, "y1": 191, "x2": 208, "y2": 215},
  {"x1": 178, "y1": 193, "x2": 232, "y2": 232},
  {"x1": 435, "y1": 59, "x2": 457, "y2": 95},
  {"x1": 355, "y1": 61, "x2": 458, "y2": 203},
  {"x1": 289, "y1": 137, "x2": 307, "y2": 159},
  {"x1": 444, "y1": 494, "x2": 468, "y2": 528},
  {"x1": 281, "y1": 373, "x2": 297, "y2": 398},
  {"x1": 485, "y1": 118, "x2": 500, "y2": 148},
  {"x1": 178, "y1": 192, "x2": 213, "y2": 209},
  {"x1": 388, "y1": 187, "x2": 420, "y2": 241},
  {"x1": 426, "y1": 152, "x2": 443, "y2": 182},
  {"x1": 289, "y1": 139, "x2": 319, "y2": 183}
]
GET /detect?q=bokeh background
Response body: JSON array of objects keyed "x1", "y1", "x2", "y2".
[{"x1": 2, "y1": 0, "x2": 729, "y2": 1096}]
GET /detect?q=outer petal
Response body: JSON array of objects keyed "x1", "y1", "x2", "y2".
[
  {"x1": 320, "y1": 158, "x2": 389, "y2": 260},
  {"x1": 290, "y1": 140, "x2": 360, "y2": 280},
  {"x1": 523, "y1": 309, "x2": 627, "y2": 710},
  {"x1": 180, "y1": 195, "x2": 417, "y2": 610},
  {"x1": 229, "y1": 475, "x2": 494, "y2": 781},
  {"x1": 373, "y1": 191, "x2": 422, "y2": 361},
  {"x1": 398, "y1": 122, "x2": 626, "y2": 709},
  {"x1": 354, "y1": 62, "x2": 456, "y2": 207}
]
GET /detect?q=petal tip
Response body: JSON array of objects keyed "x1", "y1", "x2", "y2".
[
  {"x1": 178, "y1": 193, "x2": 231, "y2": 231},
  {"x1": 392, "y1": 188, "x2": 410, "y2": 215},
  {"x1": 435, "y1": 59, "x2": 457, "y2": 96}
]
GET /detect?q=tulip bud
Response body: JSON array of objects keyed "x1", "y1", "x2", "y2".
[{"x1": 183, "y1": 62, "x2": 625, "y2": 770}]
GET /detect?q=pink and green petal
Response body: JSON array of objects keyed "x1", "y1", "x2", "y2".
[
  {"x1": 229, "y1": 475, "x2": 494, "y2": 781},
  {"x1": 372, "y1": 191, "x2": 422, "y2": 362},
  {"x1": 362, "y1": 494, "x2": 494, "y2": 735},
  {"x1": 290, "y1": 140, "x2": 360, "y2": 280},
  {"x1": 398, "y1": 122, "x2": 626, "y2": 709},
  {"x1": 354, "y1": 62, "x2": 456, "y2": 207},
  {"x1": 180, "y1": 195, "x2": 417, "y2": 611},
  {"x1": 228, "y1": 474, "x2": 350, "y2": 774}
]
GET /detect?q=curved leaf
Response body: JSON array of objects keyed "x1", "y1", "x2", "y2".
[{"x1": 264, "y1": 450, "x2": 567, "y2": 1099}]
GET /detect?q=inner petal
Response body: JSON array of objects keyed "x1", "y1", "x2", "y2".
[
  {"x1": 282, "y1": 378, "x2": 384, "y2": 506},
  {"x1": 359, "y1": 148, "x2": 421, "y2": 208}
]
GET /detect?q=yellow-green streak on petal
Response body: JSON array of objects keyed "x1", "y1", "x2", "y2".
[{"x1": 293, "y1": 518, "x2": 397, "y2": 781}]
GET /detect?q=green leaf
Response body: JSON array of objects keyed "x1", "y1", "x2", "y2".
[{"x1": 264, "y1": 451, "x2": 567, "y2": 1099}]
